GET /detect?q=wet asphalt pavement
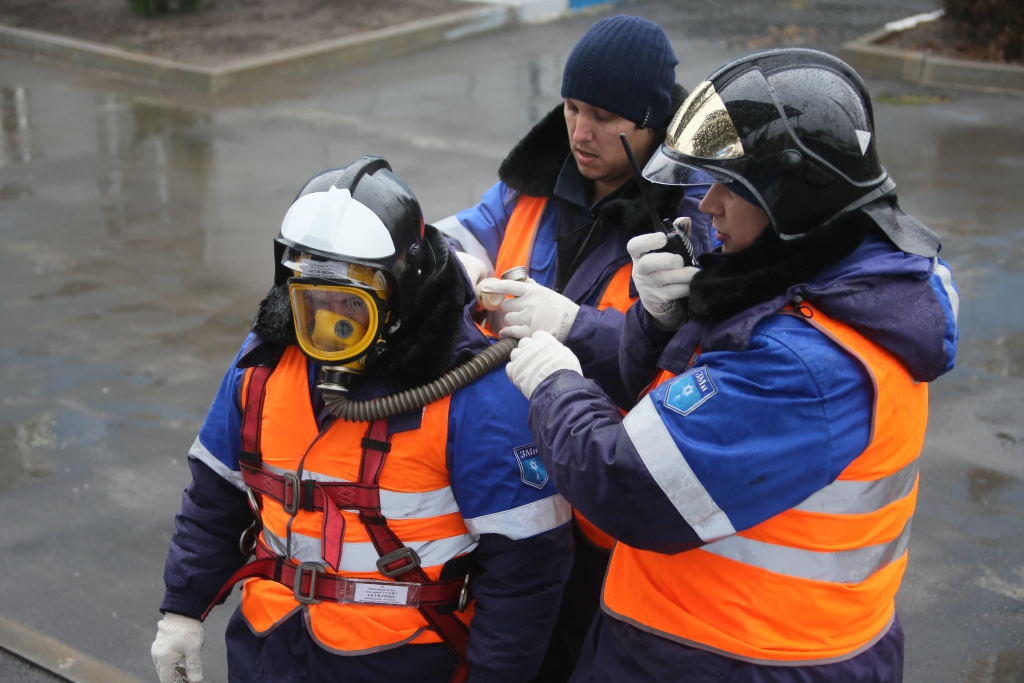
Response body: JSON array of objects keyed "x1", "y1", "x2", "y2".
[{"x1": 0, "y1": 0, "x2": 1022, "y2": 681}]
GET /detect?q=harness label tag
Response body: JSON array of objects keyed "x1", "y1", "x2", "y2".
[
  {"x1": 352, "y1": 583, "x2": 410, "y2": 606},
  {"x1": 663, "y1": 365, "x2": 717, "y2": 417},
  {"x1": 514, "y1": 443, "x2": 549, "y2": 489}
]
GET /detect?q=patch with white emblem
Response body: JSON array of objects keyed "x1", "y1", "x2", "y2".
[
  {"x1": 663, "y1": 366, "x2": 718, "y2": 416},
  {"x1": 513, "y1": 443, "x2": 548, "y2": 489}
]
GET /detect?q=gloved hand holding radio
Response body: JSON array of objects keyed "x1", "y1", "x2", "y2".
[
  {"x1": 152, "y1": 613, "x2": 204, "y2": 683},
  {"x1": 627, "y1": 232, "x2": 700, "y2": 330},
  {"x1": 477, "y1": 279, "x2": 580, "y2": 341},
  {"x1": 507, "y1": 331, "x2": 583, "y2": 400}
]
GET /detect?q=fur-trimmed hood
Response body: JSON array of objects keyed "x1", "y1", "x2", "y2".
[{"x1": 496, "y1": 84, "x2": 691, "y2": 238}]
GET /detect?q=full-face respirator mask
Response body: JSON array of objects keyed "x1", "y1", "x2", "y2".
[{"x1": 281, "y1": 247, "x2": 393, "y2": 389}]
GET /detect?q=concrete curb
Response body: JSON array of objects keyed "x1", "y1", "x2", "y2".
[
  {"x1": 840, "y1": 26, "x2": 1024, "y2": 96},
  {"x1": 0, "y1": 614, "x2": 143, "y2": 683},
  {"x1": 0, "y1": 5, "x2": 512, "y2": 95}
]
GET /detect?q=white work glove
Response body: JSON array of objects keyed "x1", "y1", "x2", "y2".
[
  {"x1": 152, "y1": 613, "x2": 204, "y2": 683},
  {"x1": 477, "y1": 279, "x2": 580, "y2": 341},
  {"x1": 627, "y1": 232, "x2": 700, "y2": 330},
  {"x1": 507, "y1": 331, "x2": 583, "y2": 400},
  {"x1": 455, "y1": 251, "x2": 492, "y2": 303}
]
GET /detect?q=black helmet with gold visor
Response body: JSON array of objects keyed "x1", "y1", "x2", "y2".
[{"x1": 642, "y1": 48, "x2": 938, "y2": 256}]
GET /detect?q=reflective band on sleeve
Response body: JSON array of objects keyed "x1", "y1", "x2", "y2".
[
  {"x1": 263, "y1": 528, "x2": 479, "y2": 572},
  {"x1": 933, "y1": 259, "x2": 959, "y2": 324},
  {"x1": 622, "y1": 396, "x2": 736, "y2": 542},
  {"x1": 434, "y1": 215, "x2": 494, "y2": 273},
  {"x1": 463, "y1": 494, "x2": 572, "y2": 540},
  {"x1": 263, "y1": 463, "x2": 461, "y2": 520},
  {"x1": 188, "y1": 436, "x2": 245, "y2": 491},
  {"x1": 794, "y1": 460, "x2": 919, "y2": 515},
  {"x1": 701, "y1": 518, "x2": 913, "y2": 584}
]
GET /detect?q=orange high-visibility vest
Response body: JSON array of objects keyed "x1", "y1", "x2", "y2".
[
  {"x1": 498, "y1": 195, "x2": 635, "y2": 551},
  {"x1": 603, "y1": 304, "x2": 927, "y2": 664},
  {"x1": 494, "y1": 195, "x2": 636, "y2": 314},
  {"x1": 239, "y1": 346, "x2": 475, "y2": 653}
]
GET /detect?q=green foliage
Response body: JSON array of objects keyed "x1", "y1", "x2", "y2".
[
  {"x1": 126, "y1": 0, "x2": 203, "y2": 17},
  {"x1": 943, "y1": 0, "x2": 1024, "y2": 62}
]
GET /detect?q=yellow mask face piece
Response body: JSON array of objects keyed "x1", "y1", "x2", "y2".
[{"x1": 289, "y1": 281, "x2": 384, "y2": 363}]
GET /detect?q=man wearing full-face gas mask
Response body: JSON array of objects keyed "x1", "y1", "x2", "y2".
[
  {"x1": 150, "y1": 157, "x2": 572, "y2": 683},
  {"x1": 505, "y1": 49, "x2": 960, "y2": 681}
]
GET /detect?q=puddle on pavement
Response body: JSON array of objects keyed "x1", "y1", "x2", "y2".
[
  {"x1": 0, "y1": 415, "x2": 57, "y2": 492},
  {"x1": 963, "y1": 647, "x2": 1024, "y2": 683},
  {"x1": 918, "y1": 466, "x2": 1024, "y2": 539},
  {"x1": 969, "y1": 468, "x2": 1020, "y2": 505}
]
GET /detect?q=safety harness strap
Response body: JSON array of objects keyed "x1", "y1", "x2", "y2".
[
  {"x1": 356, "y1": 420, "x2": 471, "y2": 683},
  {"x1": 200, "y1": 540, "x2": 469, "y2": 621},
  {"x1": 239, "y1": 365, "x2": 273, "y2": 463}
]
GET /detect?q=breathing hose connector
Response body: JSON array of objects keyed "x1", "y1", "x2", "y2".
[{"x1": 323, "y1": 337, "x2": 517, "y2": 422}]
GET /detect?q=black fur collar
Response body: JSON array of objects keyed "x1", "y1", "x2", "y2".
[
  {"x1": 250, "y1": 226, "x2": 467, "y2": 388},
  {"x1": 688, "y1": 212, "x2": 874, "y2": 323},
  {"x1": 497, "y1": 85, "x2": 690, "y2": 238}
]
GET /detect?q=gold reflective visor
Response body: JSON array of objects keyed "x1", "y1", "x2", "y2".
[
  {"x1": 289, "y1": 282, "x2": 382, "y2": 363},
  {"x1": 666, "y1": 81, "x2": 745, "y2": 161}
]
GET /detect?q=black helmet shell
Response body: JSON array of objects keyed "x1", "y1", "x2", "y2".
[
  {"x1": 273, "y1": 156, "x2": 428, "y2": 323},
  {"x1": 647, "y1": 48, "x2": 889, "y2": 238}
]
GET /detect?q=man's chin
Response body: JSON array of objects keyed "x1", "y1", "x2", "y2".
[{"x1": 575, "y1": 160, "x2": 604, "y2": 180}]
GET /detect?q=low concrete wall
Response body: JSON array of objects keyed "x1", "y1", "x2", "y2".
[
  {"x1": 840, "y1": 27, "x2": 1024, "y2": 96},
  {"x1": 0, "y1": 5, "x2": 513, "y2": 95}
]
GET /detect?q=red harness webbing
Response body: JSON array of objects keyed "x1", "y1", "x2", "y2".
[{"x1": 211, "y1": 364, "x2": 472, "y2": 683}]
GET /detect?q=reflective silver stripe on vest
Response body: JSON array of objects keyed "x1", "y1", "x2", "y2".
[
  {"x1": 700, "y1": 518, "x2": 913, "y2": 584},
  {"x1": 794, "y1": 460, "x2": 919, "y2": 515},
  {"x1": 463, "y1": 494, "x2": 572, "y2": 540},
  {"x1": 262, "y1": 463, "x2": 461, "y2": 520},
  {"x1": 622, "y1": 396, "x2": 736, "y2": 542},
  {"x1": 262, "y1": 528, "x2": 478, "y2": 572}
]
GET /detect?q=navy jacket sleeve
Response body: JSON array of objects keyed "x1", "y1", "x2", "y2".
[
  {"x1": 618, "y1": 302, "x2": 677, "y2": 404},
  {"x1": 448, "y1": 369, "x2": 573, "y2": 682},
  {"x1": 160, "y1": 457, "x2": 253, "y2": 618},
  {"x1": 565, "y1": 304, "x2": 635, "y2": 409},
  {"x1": 466, "y1": 526, "x2": 573, "y2": 683},
  {"x1": 529, "y1": 317, "x2": 873, "y2": 555},
  {"x1": 160, "y1": 341, "x2": 255, "y2": 618}
]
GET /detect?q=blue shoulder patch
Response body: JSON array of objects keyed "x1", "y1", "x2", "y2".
[
  {"x1": 514, "y1": 443, "x2": 549, "y2": 489},
  {"x1": 663, "y1": 365, "x2": 718, "y2": 416}
]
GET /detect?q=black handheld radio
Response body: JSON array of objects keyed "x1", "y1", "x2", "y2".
[{"x1": 618, "y1": 133, "x2": 699, "y2": 268}]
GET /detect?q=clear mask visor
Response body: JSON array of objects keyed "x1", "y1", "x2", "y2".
[
  {"x1": 289, "y1": 282, "x2": 382, "y2": 363},
  {"x1": 666, "y1": 81, "x2": 745, "y2": 161}
]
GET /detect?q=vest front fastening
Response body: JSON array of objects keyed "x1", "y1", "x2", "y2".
[{"x1": 236, "y1": 346, "x2": 477, "y2": 656}]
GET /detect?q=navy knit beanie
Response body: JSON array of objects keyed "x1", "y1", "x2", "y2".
[{"x1": 561, "y1": 15, "x2": 678, "y2": 129}]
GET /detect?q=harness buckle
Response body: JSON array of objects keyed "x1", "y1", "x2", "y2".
[
  {"x1": 457, "y1": 574, "x2": 471, "y2": 613},
  {"x1": 283, "y1": 472, "x2": 300, "y2": 515},
  {"x1": 293, "y1": 563, "x2": 325, "y2": 604},
  {"x1": 376, "y1": 547, "x2": 421, "y2": 578}
]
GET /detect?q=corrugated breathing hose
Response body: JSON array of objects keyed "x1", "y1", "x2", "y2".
[{"x1": 323, "y1": 337, "x2": 517, "y2": 422}]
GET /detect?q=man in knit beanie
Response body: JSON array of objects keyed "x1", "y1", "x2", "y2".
[{"x1": 435, "y1": 14, "x2": 714, "y2": 680}]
